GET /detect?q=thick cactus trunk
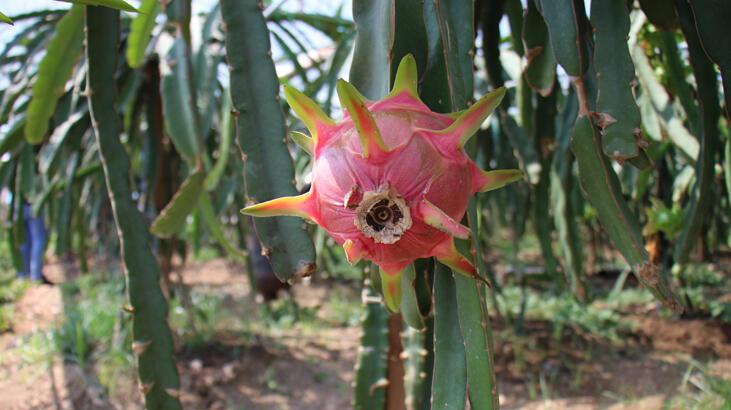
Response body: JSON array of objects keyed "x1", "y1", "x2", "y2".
[{"x1": 85, "y1": 6, "x2": 181, "y2": 409}]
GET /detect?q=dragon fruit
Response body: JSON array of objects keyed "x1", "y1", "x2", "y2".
[{"x1": 242, "y1": 55, "x2": 521, "y2": 311}]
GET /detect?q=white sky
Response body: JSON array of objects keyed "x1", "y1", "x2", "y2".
[
  {"x1": 3, "y1": 0, "x2": 241, "y2": 16},
  {"x1": 1, "y1": 0, "x2": 352, "y2": 18},
  {"x1": 0, "y1": 0, "x2": 353, "y2": 84},
  {"x1": 0, "y1": 0, "x2": 352, "y2": 43}
]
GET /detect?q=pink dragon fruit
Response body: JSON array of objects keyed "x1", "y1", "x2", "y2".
[{"x1": 242, "y1": 55, "x2": 521, "y2": 311}]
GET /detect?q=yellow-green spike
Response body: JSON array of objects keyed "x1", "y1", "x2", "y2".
[
  {"x1": 240, "y1": 192, "x2": 314, "y2": 221},
  {"x1": 283, "y1": 85, "x2": 335, "y2": 141},
  {"x1": 336, "y1": 79, "x2": 389, "y2": 158},
  {"x1": 388, "y1": 54, "x2": 419, "y2": 99},
  {"x1": 289, "y1": 131, "x2": 313, "y2": 155},
  {"x1": 378, "y1": 264, "x2": 406, "y2": 312},
  {"x1": 343, "y1": 239, "x2": 364, "y2": 264},
  {"x1": 445, "y1": 109, "x2": 465, "y2": 120},
  {"x1": 436, "y1": 87, "x2": 506, "y2": 148},
  {"x1": 475, "y1": 169, "x2": 523, "y2": 193},
  {"x1": 418, "y1": 199, "x2": 470, "y2": 239},
  {"x1": 432, "y1": 238, "x2": 489, "y2": 285}
]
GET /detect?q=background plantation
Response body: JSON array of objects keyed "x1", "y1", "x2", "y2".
[{"x1": 0, "y1": 0, "x2": 730, "y2": 409}]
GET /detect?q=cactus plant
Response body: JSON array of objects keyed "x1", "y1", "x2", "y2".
[{"x1": 85, "y1": 6, "x2": 181, "y2": 408}]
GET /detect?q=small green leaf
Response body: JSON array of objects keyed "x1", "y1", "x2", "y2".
[
  {"x1": 150, "y1": 171, "x2": 206, "y2": 238},
  {"x1": 24, "y1": 6, "x2": 84, "y2": 144}
]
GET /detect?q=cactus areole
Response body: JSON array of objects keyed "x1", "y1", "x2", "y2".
[{"x1": 242, "y1": 55, "x2": 521, "y2": 311}]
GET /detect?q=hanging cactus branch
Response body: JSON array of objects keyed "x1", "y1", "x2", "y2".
[{"x1": 221, "y1": 0, "x2": 317, "y2": 282}]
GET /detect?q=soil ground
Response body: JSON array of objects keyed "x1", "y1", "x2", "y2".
[{"x1": 1, "y1": 257, "x2": 730, "y2": 409}]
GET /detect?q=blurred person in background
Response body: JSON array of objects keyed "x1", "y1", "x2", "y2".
[{"x1": 17, "y1": 201, "x2": 50, "y2": 284}]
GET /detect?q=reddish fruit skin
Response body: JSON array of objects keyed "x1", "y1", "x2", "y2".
[
  {"x1": 309, "y1": 98, "x2": 481, "y2": 273},
  {"x1": 242, "y1": 55, "x2": 520, "y2": 311}
]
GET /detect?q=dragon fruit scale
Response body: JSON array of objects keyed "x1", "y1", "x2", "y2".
[{"x1": 242, "y1": 54, "x2": 522, "y2": 311}]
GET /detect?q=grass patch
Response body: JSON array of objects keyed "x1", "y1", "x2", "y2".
[
  {"x1": 671, "y1": 359, "x2": 731, "y2": 410},
  {"x1": 498, "y1": 285, "x2": 628, "y2": 341},
  {"x1": 0, "y1": 271, "x2": 30, "y2": 332},
  {"x1": 5, "y1": 273, "x2": 135, "y2": 396}
]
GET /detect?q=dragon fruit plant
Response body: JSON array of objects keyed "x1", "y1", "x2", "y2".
[{"x1": 242, "y1": 55, "x2": 521, "y2": 311}]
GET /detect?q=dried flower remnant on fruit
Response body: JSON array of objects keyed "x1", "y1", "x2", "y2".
[{"x1": 354, "y1": 184, "x2": 412, "y2": 244}]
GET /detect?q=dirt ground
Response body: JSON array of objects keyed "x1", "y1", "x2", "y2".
[{"x1": 1, "y1": 258, "x2": 730, "y2": 410}]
